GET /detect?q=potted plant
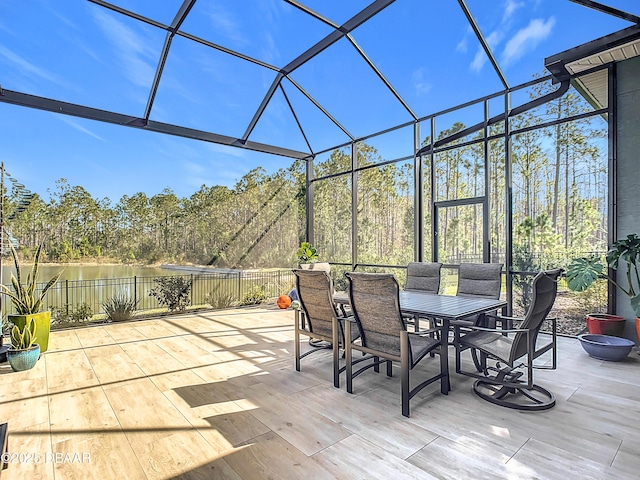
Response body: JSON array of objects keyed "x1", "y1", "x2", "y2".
[
  {"x1": 7, "y1": 317, "x2": 40, "y2": 371},
  {"x1": 0, "y1": 243, "x2": 62, "y2": 353},
  {"x1": 296, "y1": 241, "x2": 319, "y2": 265},
  {"x1": 566, "y1": 233, "x2": 640, "y2": 338}
]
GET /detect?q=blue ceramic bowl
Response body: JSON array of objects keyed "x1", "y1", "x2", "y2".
[{"x1": 578, "y1": 334, "x2": 635, "y2": 362}]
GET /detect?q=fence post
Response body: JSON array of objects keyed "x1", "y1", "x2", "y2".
[
  {"x1": 190, "y1": 274, "x2": 194, "y2": 306},
  {"x1": 237, "y1": 271, "x2": 241, "y2": 302},
  {"x1": 134, "y1": 276, "x2": 137, "y2": 303},
  {"x1": 65, "y1": 279, "x2": 69, "y2": 315}
]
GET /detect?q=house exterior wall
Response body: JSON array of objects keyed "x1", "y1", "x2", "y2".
[{"x1": 615, "y1": 55, "x2": 640, "y2": 341}]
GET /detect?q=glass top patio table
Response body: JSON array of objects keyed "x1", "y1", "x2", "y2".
[{"x1": 333, "y1": 291, "x2": 507, "y2": 322}]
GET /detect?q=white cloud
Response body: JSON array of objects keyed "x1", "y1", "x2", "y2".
[
  {"x1": 503, "y1": 0, "x2": 524, "y2": 23},
  {"x1": 58, "y1": 116, "x2": 105, "y2": 141},
  {"x1": 91, "y1": 8, "x2": 156, "y2": 87},
  {"x1": 411, "y1": 68, "x2": 432, "y2": 96},
  {"x1": 470, "y1": 31, "x2": 502, "y2": 73},
  {"x1": 205, "y1": 4, "x2": 249, "y2": 47},
  {"x1": 0, "y1": 45, "x2": 59, "y2": 83},
  {"x1": 501, "y1": 17, "x2": 555, "y2": 66},
  {"x1": 456, "y1": 37, "x2": 468, "y2": 54}
]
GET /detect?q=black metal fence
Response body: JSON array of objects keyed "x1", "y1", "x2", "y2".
[{"x1": 1, "y1": 270, "x2": 296, "y2": 326}]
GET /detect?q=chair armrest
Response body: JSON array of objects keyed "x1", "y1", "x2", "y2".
[
  {"x1": 462, "y1": 325, "x2": 529, "y2": 334},
  {"x1": 489, "y1": 314, "x2": 524, "y2": 323},
  {"x1": 412, "y1": 326, "x2": 443, "y2": 336}
]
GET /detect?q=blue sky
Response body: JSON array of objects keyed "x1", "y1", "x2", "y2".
[{"x1": 0, "y1": 0, "x2": 637, "y2": 202}]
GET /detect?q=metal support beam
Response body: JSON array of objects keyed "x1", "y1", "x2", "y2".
[
  {"x1": 0, "y1": 89, "x2": 310, "y2": 159},
  {"x1": 286, "y1": 76, "x2": 354, "y2": 140},
  {"x1": 569, "y1": 0, "x2": 640, "y2": 24},
  {"x1": 347, "y1": 35, "x2": 417, "y2": 120},
  {"x1": 430, "y1": 117, "x2": 437, "y2": 262},
  {"x1": 457, "y1": 0, "x2": 509, "y2": 90},
  {"x1": 608, "y1": 63, "x2": 617, "y2": 314},
  {"x1": 483, "y1": 99, "x2": 491, "y2": 263},
  {"x1": 243, "y1": 73, "x2": 285, "y2": 142},
  {"x1": 504, "y1": 91, "x2": 513, "y2": 316},
  {"x1": 416, "y1": 80, "x2": 571, "y2": 157},
  {"x1": 280, "y1": 84, "x2": 314, "y2": 153},
  {"x1": 414, "y1": 122, "x2": 423, "y2": 262},
  {"x1": 352, "y1": 143, "x2": 358, "y2": 271},
  {"x1": 282, "y1": 0, "x2": 395, "y2": 76},
  {"x1": 306, "y1": 157, "x2": 315, "y2": 243},
  {"x1": 143, "y1": 0, "x2": 198, "y2": 121}
]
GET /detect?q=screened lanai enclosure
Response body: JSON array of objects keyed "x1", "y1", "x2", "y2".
[{"x1": 2, "y1": 0, "x2": 640, "y2": 336}]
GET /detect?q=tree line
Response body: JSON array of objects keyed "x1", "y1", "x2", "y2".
[
  {"x1": 6, "y1": 164, "x2": 306, "y2": 268},
  {"x1": 6, "y1": 82, "x2": 607, "y2": 273}
]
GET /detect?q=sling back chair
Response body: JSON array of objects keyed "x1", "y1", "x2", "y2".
[
  {"x1": 344, "y1": 272, "x2": 449, "y2": 418},
  {"x1": 453, "y1": 262, "x2": 503, "y2": 329},
  {"x1": 454, "y1": 268, "x2": 562, "y2": 411},
  {"x1": 404, "y1": 262, "x2": 442, "y2": 331},
  {"x1": 293, "y1": 269, "x2": 360, "y2": 388}
]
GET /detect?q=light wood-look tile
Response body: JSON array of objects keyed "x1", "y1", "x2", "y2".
[
  {"x1": 131, "y1": 320, "x2": 182, "y2": 340},
  {"x1": 244, "y1": 382, "x2": 351, "y2": 456},
  {"x1": 154, "y1": 335, "x2": 221, "y2": 368},
  {"x1": 73, "y1": 326, "x2": 116, "y2": 348},
  {"x1": 47, "y1": 329, "x2": 83, "y2": 352},
  {"x1": 2, "y1": 422, "x2": 54, "y2": 480},
  {"x1": 313, "y1": 434, "x2": 435, "y2": 480},
  {"x1": 0, "y1": 307, "x2": 637, "y2": 479},
  {"x1": 224, "y1": 431, "x2": 336, "y2": 480},
  {"x1": 118, "y1": 339, "x2": 188, "y2": 377},
  {"x1": 101, "y1": 323, "x2": 150, "y2": 344},
  {"x1": 45, "y1": 349, "x2": 100, "y2": 394},
  {"x1": 51, "y1": 432, "x2": 146, "y2": 480},
  {"x1": 509, "y1": 438, "x2": 619, "y2": 480},
  {"x1": 84, "y1": 345, "x2": 146, "y2": 386}
]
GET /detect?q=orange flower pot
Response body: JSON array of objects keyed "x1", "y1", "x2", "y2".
[{"x1": 585, "y1": 314, "x2": 626, "y2": 337}]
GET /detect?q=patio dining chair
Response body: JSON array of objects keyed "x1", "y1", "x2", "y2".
[
  {"x1": 404, "y1": 262, "x2": 443, "y2": 331},
  {"x1": 453, "y1": 262, "x2": 503, "y2": 329},
  {"x1": 344, "y1": 272, "x2": 449, "y2": 418},
  {"x1": 454, "y1": 268, "x2": 562, "y2": 411},
  {"x1": 293, "y1": 269, "x2": 361, "y2": 388}
]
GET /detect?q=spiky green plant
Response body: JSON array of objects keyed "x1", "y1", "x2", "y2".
[
  {"x1": 205, "y1": 290, "x2": 236, "y2": 309},
  {"x1": 10, "y1": 318, "x2": 37, "y2": 350},
  {"x1": 0, "y1": 242, "x2": 63, "y2": 314},
  {"x1": 103, "y1": 292, "x2": 137, "y2": 322}
]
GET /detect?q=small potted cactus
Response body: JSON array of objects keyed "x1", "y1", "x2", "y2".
[{"x1": 7, "y1": 318, "x2": 40, "y2": 372}]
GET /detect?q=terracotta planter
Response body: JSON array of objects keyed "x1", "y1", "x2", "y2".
[
  {"x1": 585, "y1": 314, "x2": 626, "y2": 337},
  {"x1": 636, "y1": 318, "x2": 640, "y2": 344},
  {"x1": 8, "y1": 312, "x2": 51, "y2": 353}
]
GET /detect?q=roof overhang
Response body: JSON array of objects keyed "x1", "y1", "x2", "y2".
[{"x1": 545, "y1": 25, "x2": 640, "y2": 110}]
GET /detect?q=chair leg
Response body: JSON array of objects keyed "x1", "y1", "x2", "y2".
[
  {"x1": 294, "y1": 310, "x2": 301, "y2": 372},
  {"x1": 439, "y1": 325, "x2": 450, "y2": 394},
  {"x1": 332, "y1": 316, "x2": 340, "y2": 388},
  {"x1": 386, "y1": 359, "x2": 393, "y2": 377},
  {"x1": 345, "y1": 320, "x2": 354, "y2": 394},
  {"x1": 374, "y1": 356, "x2": 380, "y2": 373},
  {"x1": 401, "y1": 330, "x2": 410, "y2": 417}
]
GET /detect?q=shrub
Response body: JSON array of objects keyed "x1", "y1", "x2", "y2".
[
  {"x1": 149, "y1": 276, "x2": 191, "y2": 312},
  {"x1": 51, "y1": 302, "x2": 93, "y2": 325},
  {"x1": 240, "y1": 285, "x2": 267, "y2": 305},
  {"x1": 103, "y1": 292, "x2": 138, "y2": 322},
  {"x1": 205, "y1": 290, "x2": 236, "y2": 309}
]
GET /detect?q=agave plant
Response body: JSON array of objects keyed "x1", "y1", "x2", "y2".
[
  {"x1": 10, "y1": 317, "x2": 37, "y2": 350},
  {"x1": 0, "y1": 242, "x2": 63, "y2": 315}
]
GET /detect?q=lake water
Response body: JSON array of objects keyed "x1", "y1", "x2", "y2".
[{"x1": 0, "y1": 264, "x2": 169, "y2": 282}]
